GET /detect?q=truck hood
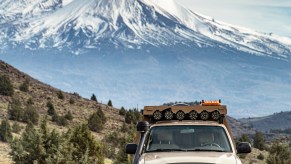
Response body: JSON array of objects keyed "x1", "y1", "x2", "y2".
[{"x1": 140, "y1": 152, "x2": 240, "y2": 164}]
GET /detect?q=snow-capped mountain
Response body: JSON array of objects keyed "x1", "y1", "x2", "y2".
[
  {"x1": 1, "y1": 0, "x2": 291, "y2": 118},
  {"x1": 1, "y1": 0, "x2": 291, "y2": 59}
]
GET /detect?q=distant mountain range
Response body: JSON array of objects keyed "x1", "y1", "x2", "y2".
[
  {"x1": 240, "y1": 111, "x2": 291, "y2": 132},
  {"x1": 1, "y1": 0, "x2": 291, "y2": 118}
]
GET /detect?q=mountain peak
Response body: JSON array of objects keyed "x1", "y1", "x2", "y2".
[{"x1": 0, "y1": 0, "x2": 291, "y2": 58}]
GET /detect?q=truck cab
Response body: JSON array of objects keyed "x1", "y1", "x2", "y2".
[{"x1": 126, "y1": 100, "x2": 251, "y2": 164}]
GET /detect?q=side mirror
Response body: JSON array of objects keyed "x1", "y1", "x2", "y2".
[
  {"x1": 237, "y1": 142, "x2": 252, "y2": 154},
  {"x1": 137, "y1": 121, "x2": 150, "y2": 132},
  {"x1": 125, "y1": 143, "x2": 137, "y2": 154}
]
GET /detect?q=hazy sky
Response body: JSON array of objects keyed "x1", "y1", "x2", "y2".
[{"x1": 176, "y1": 0, "x2": 291, "y2": 37}]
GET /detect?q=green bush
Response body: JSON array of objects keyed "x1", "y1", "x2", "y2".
[
  {"x1": 8, "y1": 99, "x2": 23, "y2": 121},
  {"x1": 65, "y1": 111, "x2": 73, "y2": 121},
  {"x1": 257, "y1": 153, "x2": 264, "y2": 160},
  {"x1": 12, "y1": 122, "x2": 21, "y2": 134},
  {"x1": 125, "y1": 109, "x2": 141, "y2": 124},
  {"x1": 57, "y1": 90, "x2": 64, "y2": 100},
  {"x1": 57, "y1": 116, "x2": 68, "y2": 126},
  {"x1": 0, "y1": 74, "x2": 14, "y2": 96},
  {"x1": 0, "y1": 119, "x2": 12, "y2": 142},
  {"x1": 69, "y1": 97, "x2": 75, "y2": 104},
  {"x1": 119, "y1": 107, "x2": 126, "y2": 116},
  {"x1": 266, "y1": 142, "x2": 291, "y2": 164},
  {"x1": 254, "y1": 131, "x2": 265, "y2": 150},
  {"x1": 19, "y1": 79, "x2": 29, "y2": 92},
  {"x1": 10, "y1": 120, "x2": 105, "y2": 164},
  {"x1": 46, "y1": 101, "x2": 55, "y2": 116},
  {"x1": 88, "y1": 112, "x2": 103, "y2": 132},
  {"x1": 23, "y1": 105, "x2": 39, "y2": 125}
]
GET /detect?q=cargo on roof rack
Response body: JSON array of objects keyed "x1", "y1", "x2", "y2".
[{"x1": 142, "y1": 100, "x2": 227, "y2": 124}]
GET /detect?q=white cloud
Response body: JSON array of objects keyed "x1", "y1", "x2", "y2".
[{"x1": 175, "y1": 0, "x2": 291, "y2": 37}]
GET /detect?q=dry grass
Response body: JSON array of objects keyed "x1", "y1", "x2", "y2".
[
  {"x1": 241, "y1": 148, "x2": 269, "y2": 164},
  {"x1": 0, "y1": 142, "x2": 12, "y2": 164}
]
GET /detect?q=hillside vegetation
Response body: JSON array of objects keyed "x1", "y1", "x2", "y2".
[{"x1": 0, "y1": 60, "x2": 140, "y2": 163}]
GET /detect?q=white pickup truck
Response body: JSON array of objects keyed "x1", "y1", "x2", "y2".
[{"x1": 126, "y1": 101, "x2": 251, "y2": 164}]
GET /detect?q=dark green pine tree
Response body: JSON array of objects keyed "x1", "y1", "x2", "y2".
[
  {"x1": 46, "y1": 101, "x2": 55, "y2": 116},
  {"x1": 88, "y1": 112, "x2": 103, "y2": 132},
  {"x1": 107, "y1": 99, "x2": 113, "y2": 107},
  {"x1": 91, "y1": 94, "x2": 97, "y2": 102},
  {"x1": 0, "y1": 74, "x2": 14, "y2": 96},
  {"x1": 0, "y1": 119, "x2": 12, "y2": 142},
  {"x1": 254, "y1": 131, "x2": 265, "y2": 150}
]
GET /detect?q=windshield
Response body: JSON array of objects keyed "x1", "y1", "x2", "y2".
[{"x1": 145, "y1": 125, "x2": 232, "y2": 152}]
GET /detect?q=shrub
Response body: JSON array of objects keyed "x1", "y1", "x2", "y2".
[
  {"x1": 0, "y1": 119, "x2": 12, "y2": 142},
  {"x1": 257, "y1": 153, "x2": 264, "y2": 160},
  {"x1": 57, "y1": 90, "x2": 64, "y2": 100},
  {"x1": 57, "y1": 116, "x2": 68, "y2": 126},
  {"x1": 254, "y1": 131, "x2": 265, "y2": 150},
  {"x1": 19, "y1": 79, "x2": 29, "y2": 92},
  {"x1": 0, "y1": 74, "x2": 14, "y2": 96},
  {"x1": 27, "y1": 98, "x2": 34, "y2": 105},
  {"x1": 266, "y1": 142, "x2": 291, "y2": 164},
  {"x1": 69, "y1": 124, "x2": 105, "y2": 163},
  {"x1": 88, "y1": 112, "x2": 103, "y2": 132},
  {"x1": 119, "y1": 107, "x2": 126, "y2": 116},
  {"x1": 23, "y1": 105, "x2": 39, "y2": 125},
  {"x1": 12, "y1": 122, "x2": 21, "y2": 133},
  {"x1": 10, "y1": 121, "x2": 105, "y2": 164},
  {"x1": 65, "y1": 111, "x2": 73, "y2": 121},
  {"x1": 8, "y1": 99, "x2": 23, "y2": 121},
  {"x1": 69, "y1": 97, "x2": 75, "y2": 104},
  {"x1": 47, "y1": 101, "x2": 55, "y2": 116}
]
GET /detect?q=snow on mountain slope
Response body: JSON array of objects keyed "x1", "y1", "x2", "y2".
[{"x1": 0, "y1": 0, "x2": 291, "y2": 59}]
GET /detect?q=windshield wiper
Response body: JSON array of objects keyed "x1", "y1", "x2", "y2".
[
  {"x1": 187, "y1": 148, "x2": 227, "y2": 152},
  {"x1": 147, "y1": 148, "x2": 187, "y2": 152}
]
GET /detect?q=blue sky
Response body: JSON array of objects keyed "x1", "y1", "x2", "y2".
[{"x1": 177, "y1": 0, "x2": 291, "y2": 37}]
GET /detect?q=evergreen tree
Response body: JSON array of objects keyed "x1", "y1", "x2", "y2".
[
  {"x1": 46, "y1": 101, "x2": 55, "y2": 116},
  {"x1": 107, "y1": 99, "x2": 113, "y2": 107},
  {"x1": 23, "y1": 105, "x2": 39, "y2": 125},
  {"x1": 125, "y1": 110, "x2": 135, "y2": 124},
  {"x1": 0, "y1": 74, "x2": 14, "y2": 96},
  {"x1": 88, "y1": 112, "x2": 103, "y2": 132},
  {"x1": 119, "y1": 107, "x2": 126, "y2": 116},
  {"x1": 254, "y1": 131, "x2": 265, "y2": 150},
  {"x1": 97, "y1": 108, "x2": 107, "y2": 124},
  {"x1": 69, "y1": 124, "x2": 104, "y2": 164},
  {"x1": 19, "y1": 79, "x2": 29, "y2": 92},
  {"x1": 0, "y1": 119, "x2": 12, "y2": 142},
  {"x1": 237, "y1": 134, "x2": 251, "y2": 145},
  {"x1": 91, "y1": 94, "x2": 97, "y2": 102},
  {"x1": 10, "y1": 122, "x2": 46, "y2": 164},
  {"x1": 10, "y1": 120, "x2": 105, "y2": 164},
  {"x1": 8, "y1": 99, "x2": 23, "y2": 121}
]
